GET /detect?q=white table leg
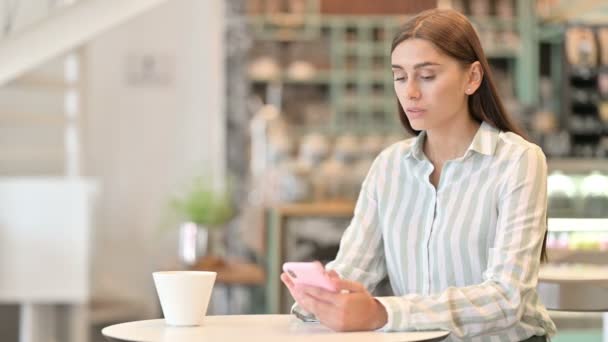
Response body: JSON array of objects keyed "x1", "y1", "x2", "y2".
[
  {"x1": 67, "y1": 304, "x2": 89, "y2": 342},
  {"x1": 19, "y1": 304, "x2": 57, "y2": 342},
  {"x1": 55, "y1": 304, "x2": 89, "y2": 342}
]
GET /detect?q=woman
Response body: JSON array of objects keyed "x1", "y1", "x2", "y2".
[{"x1": 281, "y1": 8, "x2": 556, "y2": 342}]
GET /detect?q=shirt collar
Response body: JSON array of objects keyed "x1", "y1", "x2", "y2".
[
  {"x1": 406, "y1": 130, "x2": 427, "y2": 161},
  {"x1": 403, "y1": 121, "x2": 499, "y2": 161},
  {"x1": 467, "y1": 121, "x2": 499, "y2": 156}
]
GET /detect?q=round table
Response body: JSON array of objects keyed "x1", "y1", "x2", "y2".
[
  {"x1": 538, "y1": 264, "x2": 608, "y2": 342},
  {"x1": 102, "y1": 315, "x2": 450, "y2": 342}
]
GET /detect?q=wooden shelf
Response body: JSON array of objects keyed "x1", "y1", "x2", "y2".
[
  {"x1": 188, "y1": 256, "x2": 265, "y2": 286},
  {"x1": 265, "y1": 200, "x2": 355, "y2": 314},
  {"x1": 248, "y1": 5, "x2": 536, "y2": 134},
  {"x1": 272, "y1": 200, "x2": 355, "y2": 217}
]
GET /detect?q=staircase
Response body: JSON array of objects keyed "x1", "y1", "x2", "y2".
[
  {"x1": 0, "y1": 1, "x2": 170, "y2": 342},
  {"x1": 0, "y1": 51, "x2": 82, "y2": 176},
  {"x1": 0, "y1": 0, "x2": 171, "y2": 175},
  {"x1": 0, "y1": 0, "x2": 170, "y2": 85}
]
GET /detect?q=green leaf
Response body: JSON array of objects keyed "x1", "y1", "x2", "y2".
[{"x1": 168, "y1": 176, "x2": 235, "y2": 228}]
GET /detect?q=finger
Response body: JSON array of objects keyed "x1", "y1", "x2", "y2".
[
  {"x1": 300, "y1": 285, "x2": 344, "y2": 306},
  {"x1": 296, "y1": 292, "x2": 342, "y2": 330},
  {"x1": 296, "y1": 289, "x2": 322, "y2": 313},
  {"x1": 332, "y1": 278, "x2": 366, "y2": 293},
  {"x1": 288, "y1": 284, "x2": 313, "y2": 312},
  {"x1": 280, "y1": 272, "x2": 294, "y2": 288},
  {"x1": 305, "y1": 292, "x2": 338, "y2": 318},
  {"x1": 282, "y1": 273, "x2": 307, "y2": 307},
  {"x1": 281, "y1": 274, "x2": 298, "y2": 297},
  {"x1": 326, "y1": 270, "x2": 340, "y2": 279},
  {"x1": 325, "y1": 271, "x2": 343, "y2": 291},
  {"x1": 307, "y1": 297, "x2": 346, "y2": 332}
]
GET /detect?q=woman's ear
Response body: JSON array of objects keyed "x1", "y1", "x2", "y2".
[{"x1": 465, "y1": 61, "x2": 483, "y2": 95}]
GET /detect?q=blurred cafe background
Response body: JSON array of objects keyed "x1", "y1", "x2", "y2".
[{"x1": 0, "y1": 0, "x2": 608, "y2": 341}]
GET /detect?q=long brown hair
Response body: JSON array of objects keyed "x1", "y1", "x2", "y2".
[{"x1": 391, "y1": 9, "x2": 548, "y2": 263}]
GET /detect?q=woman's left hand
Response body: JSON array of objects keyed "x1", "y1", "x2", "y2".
[{"x1": 295, "y1": 271, "x2": 388, "y2": 332}]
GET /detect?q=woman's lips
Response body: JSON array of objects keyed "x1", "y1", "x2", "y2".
[{"x1": 406, "y1": 107, "x2": 426, "y2": 119}]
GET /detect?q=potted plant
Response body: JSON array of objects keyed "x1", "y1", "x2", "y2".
[{"x1": 169, "y1": 176, "x2": 235, "y2": 265}]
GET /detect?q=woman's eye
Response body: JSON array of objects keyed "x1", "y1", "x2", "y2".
[
  {"x1": 393, "y1": 76, "x2": 405, "y2": 82},
  {"x1": 420, "y1": 75, "x2": 435, "y2": 81}
]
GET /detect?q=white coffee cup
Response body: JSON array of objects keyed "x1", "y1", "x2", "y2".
[{"x1": 153, "y1": 271, "x2": 216, "y2": 326}]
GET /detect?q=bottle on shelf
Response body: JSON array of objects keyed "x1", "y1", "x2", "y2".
[{"x1": 565, "y1": 26, "x2": 597, "y2": 69}]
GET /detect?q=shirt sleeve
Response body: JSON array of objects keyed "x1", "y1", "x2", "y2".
[
  {"x1": 324, "y1": 153, "x2": 388, "y2": 291},
  {"x1": 375, "y1": 146, "x2": 550, "y2": 338},
  {"x1": 293, "y1": 153, "x2": 388, "y2": 317}
]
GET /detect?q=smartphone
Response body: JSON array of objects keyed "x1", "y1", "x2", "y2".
[{"x1": 282, "y1": 261, "x2": 337, "y2": 292}]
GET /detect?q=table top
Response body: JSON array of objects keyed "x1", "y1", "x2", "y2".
[
  {"x1": 538, "y1": 264, "x2": 608, "y2": 312},
  {"x1": 102, "y1": 315, "x2": 450, "y2": 342},
  {"x1": 539, "y1": 264, "x2": 608, "y2": 286}
]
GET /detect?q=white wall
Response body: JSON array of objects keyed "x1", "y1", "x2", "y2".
[{"x1": 84, "y1": 0, "x2": 225, "y2": 315}]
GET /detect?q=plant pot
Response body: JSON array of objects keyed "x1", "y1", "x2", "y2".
[{"x1": 178, "y1": 222, "x2": 224, "y2": 266}]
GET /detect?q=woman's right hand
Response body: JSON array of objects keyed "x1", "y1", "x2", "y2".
[
  {"x1": 280, "y1": 272, "x2": 315, "y2": 313},
  {"x1": 280, "y1": 269, "x2": 341, "y2": 314}
]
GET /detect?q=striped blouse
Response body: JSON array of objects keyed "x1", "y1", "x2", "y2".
[{"x1": 301, "y1": 122, "x2": 557, "y2": 341}]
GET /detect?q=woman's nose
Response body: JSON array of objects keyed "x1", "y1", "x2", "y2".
[{"x1": 406, "y1": 80, "x2": 421, "y2": 100}]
